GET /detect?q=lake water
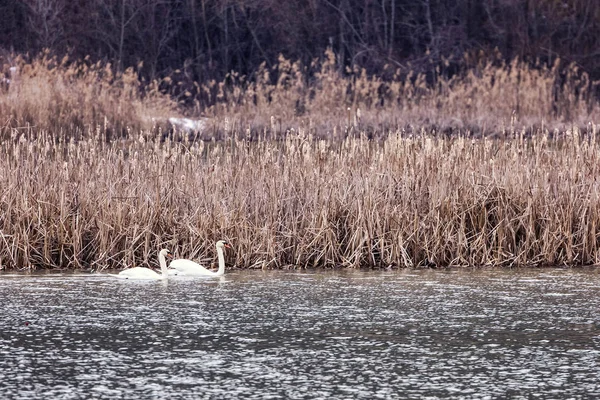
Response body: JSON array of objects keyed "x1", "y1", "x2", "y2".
[{"x1": 1, "y1": 269, "x2": 599, "y2": 399}]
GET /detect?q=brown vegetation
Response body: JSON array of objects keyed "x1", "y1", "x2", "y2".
[
  {"x1": 0, "y1": 55, "x2": 599, "y2": 270},
  {"x1": 1, "y1": 124, "x2": 600, "y2": 270},
  {"x1": 0, "y1": 53, "x2": 176, "y2": 135},
  {"x1": 2, "y1": 51, "x2": 598, "y2": 137},
  {"x1": 203, "y1": 50, "x2": 599, "y2": 135}
]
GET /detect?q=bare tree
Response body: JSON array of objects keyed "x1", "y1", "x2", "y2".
[
  {"x1": 1, "y1": 0, "x2": 599, "y2": 86},
  {"x1": 20, "y1": 0, "x2": 66, "y2": 49},
  {"x1": 90, "y1": 0, "x2": 145, "y2": 71},
  {"x1": 130, "y1": 0, "x2": 181, "y2": 79}
]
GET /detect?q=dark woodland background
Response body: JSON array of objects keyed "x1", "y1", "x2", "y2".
[{"x1": 1, "y1": 0, "x2": 599, "y2": 83}]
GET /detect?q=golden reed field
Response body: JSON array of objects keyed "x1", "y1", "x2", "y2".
[{"x1": 0, "y1": 52, "x2": 599, "y2": 270}]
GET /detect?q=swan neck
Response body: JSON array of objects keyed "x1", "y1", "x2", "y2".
[
  {"x1": 159, "y1": 252, "x2": 168, "y2": 278},
  {"x1": 216, "y1": 247, "x2": 225, "y2": 276}
]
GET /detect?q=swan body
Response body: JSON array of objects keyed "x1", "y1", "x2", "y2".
[
  {"x1": 170, "y1": 240, "x2": 230, "y2": 277},
  {"x1": 114, "y1": 249, "x2": 173, "y2": 280}
]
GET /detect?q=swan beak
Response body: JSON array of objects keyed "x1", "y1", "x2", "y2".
[{"x1": 224, "y1": 243, "x2": 231, "y2": 249}]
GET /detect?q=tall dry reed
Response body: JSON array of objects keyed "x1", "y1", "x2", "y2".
[
  {"x1": 2, "y1": 50, "x2": 598, "y2": 138},
  {"x1": 197, "y1": 49, "x2": 599, "y2": 136},
  {"x1": 1, "y1": 52, "x2": 600, "y2": 270},
  {"x1": 1, "y1": 124, "x2": 600, "y2": 270},
  {"x1": 0, "y1": 53, "x2": 176, "y2": 136}
]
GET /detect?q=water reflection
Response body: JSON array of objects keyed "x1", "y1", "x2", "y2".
[{"x1": 1, "y1": 269, "x2": 599, "y2": 399}]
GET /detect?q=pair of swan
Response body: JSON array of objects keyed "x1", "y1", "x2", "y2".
[{"x1": 115, "y1": 240, "x2": 231, "y2": 280}]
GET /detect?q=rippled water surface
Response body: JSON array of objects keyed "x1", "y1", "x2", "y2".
[{"x1": 1, "y1": 269, "x2": 600, "y2": 399}]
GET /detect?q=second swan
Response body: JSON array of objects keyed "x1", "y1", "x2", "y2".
[{"x1": 169, "y1": 240, "x2": 231, "y2": 277}]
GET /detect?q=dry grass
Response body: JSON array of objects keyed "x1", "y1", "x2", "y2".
[
  {"x1": 197, "y1": 50, "x2": 599, "y2": 136},
  {"x1": 1, "y1": 124, "x2": 600, "y2": 270},
  {"x1": 3, "y1": 50, "x2": 597, "y2": 139},
  {"x1": 1, "y1": 52, "x2": 600, "y2": 270},
  {"x1": 0, "y1": 53, "x2": 176, "y2": 136}
]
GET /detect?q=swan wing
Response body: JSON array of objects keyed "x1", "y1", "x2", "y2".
[
  {"x1": 170, "y1": 259, "x2": 216, "y2": 276},
  {"x1": 117, "y1": 267, "x2": 162, "y2": 280}
]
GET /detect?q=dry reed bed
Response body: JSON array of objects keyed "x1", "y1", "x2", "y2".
[
  {"x1": 199, "y1": 51, "x2": 599, "y2": 135},
  {"x1": 1, "y1": 125, "x2": 600, "y2": 270},
  {"x1": 0, "y1": 54, "x2": 176, "y2": 135},
  {"x1": 2, "y1": 52, "x2": 598, "y2": 138}
]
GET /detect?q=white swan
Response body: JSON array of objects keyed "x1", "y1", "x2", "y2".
[
  {"x1": 169, "y1": 240, "x2": 231, "y2": 277},
  {"x1": 114, "y1": 249, "x2": 173, "y2": 280}
]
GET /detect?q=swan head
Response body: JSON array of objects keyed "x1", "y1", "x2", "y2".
[
  {"x1": 216, "y1": 240, "x2": 231, "y2": 249},
  {"x1": 159, "y1": 249, "x2": 174, "y2": 259}
]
